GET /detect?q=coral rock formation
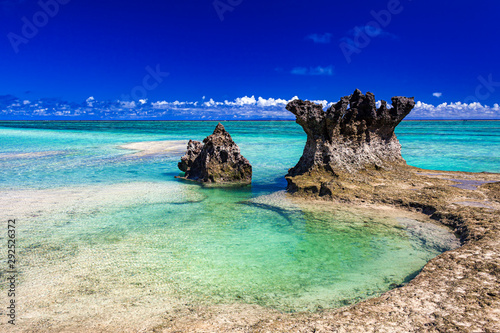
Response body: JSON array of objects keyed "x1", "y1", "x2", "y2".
[
  {"x1": 287, "y1": 89, "x2": 415, "y2": 175},
  {"x1": 177, "y1": 123, "x2": 252, "y2": 184},
  {"x1": 286, "y1": 89, "x2": 415, "y2": 194}
]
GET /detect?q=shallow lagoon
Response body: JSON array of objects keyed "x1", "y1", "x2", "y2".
[{"x1": 0, "y1": 121, "x2": 496, "y2": 320}]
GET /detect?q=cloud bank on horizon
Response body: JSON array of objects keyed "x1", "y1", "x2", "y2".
[{"x1": 0, "y1": 94, "x2": 499, "y2": 120}]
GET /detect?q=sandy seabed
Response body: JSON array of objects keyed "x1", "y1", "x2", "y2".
[
  {"x1": 118, "y1": 140, "x2": 188, "y2": 158},
  {"x1": 0, "y1": 181, "x2": 460, "y2": 333}
]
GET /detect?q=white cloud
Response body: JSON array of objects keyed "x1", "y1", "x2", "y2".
[
  {"x1": 228, "y1": 96, "x2": 257, "y2": 106},
  {"x1": 151, "y1": 101, "x2": 168, "y2": 108},
  {"x1": 432, "y1": 92, "x2": 442, "y2": 98},
  {"x1": 152, "y1": 100, "x2": 199, "y2": 108},
  {"x1": 3, "y1": 94, "x2": 499, "y2": 120},
  {"x1": 257, "y1": 97, "x2": 288, "y2": 107},
  {"x1": 119, "y1": 101, "x2": 136, "y2": 108},
  {"x1": 221, "y1": 96, "x2": 289, "y2": 107},
  {"x1": 343, "y1": 25, "x2": 398, "y2": 43},
  {"x1": 409, "y1": 101, "x2": 500, "y2": 119},
  {"x1": 310, "y1": 66, "x2": 334, "y2": 76},
  {"x1": 203, "y1": 98, "x2": 223, "y2": 107},
  {"x1": 205, "y1": 96, "x2": 302, "y2": 108},
  {"x1": 86, "y1": 96, "x2": 95, "y2": 107},
  {"x1": 139, "y1": 99, "x2": 148, "y2": 105},
  {"x1": 310, "y1": 100, "x2": 333, "y2": 107}
]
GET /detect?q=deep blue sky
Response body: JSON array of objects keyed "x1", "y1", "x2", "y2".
[{"x1": 1, "y1": 0, "x2": 500, "y2": 106}]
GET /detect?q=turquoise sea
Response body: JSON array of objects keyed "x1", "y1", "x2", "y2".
[
  {"x1": 1, "y1": 120, "x2": 498, "y2": 190},
  {"x1": 0, "y1": 120, "x2": 498, "y2": 316}
]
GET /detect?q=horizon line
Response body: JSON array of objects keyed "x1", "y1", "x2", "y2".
[{"x1": 1, "y1": 119, "x2": 499, "y2": 122}]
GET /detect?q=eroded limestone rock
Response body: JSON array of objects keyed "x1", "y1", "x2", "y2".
[
  {"x1": 287, "y1": 89, "x2": 415, "y2": 176},
  {"x1": 177, "y1": 123, "x2": 252, "y2": 184},
  {"x1": 286, "y1": 89, "x2": 414, "y2": 194}
]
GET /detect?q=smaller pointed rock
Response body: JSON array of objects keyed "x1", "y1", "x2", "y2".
[{"x1": 177, "y1": 123, "x2": 252, "y2": 184}]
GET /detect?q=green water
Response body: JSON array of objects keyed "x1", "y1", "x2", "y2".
[{"x1": 0, "y1": 120, "x2": 495, "y2": 312}]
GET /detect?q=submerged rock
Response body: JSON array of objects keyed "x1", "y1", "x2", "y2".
[{"x1": 177, "y1": 123, "x2": 252, "y2": 184}]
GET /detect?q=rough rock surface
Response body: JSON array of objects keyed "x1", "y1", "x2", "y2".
[
  {"x1": 178, "y1": 140, "x2": 203, "y2": 172},
  {"x1": 177, "y1": 123, "x2": 252, "y2": 184},
  {"x1": 286, "y1": 89, "x2": 415, "y2": 178}
]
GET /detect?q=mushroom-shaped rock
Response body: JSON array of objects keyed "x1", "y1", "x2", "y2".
[
  {"x1": 177, "y1": 123, "x2": 252, "y2": 184},
  {"x1": 286, "y1": 89, "x2": 414, "y2": 176},
  {"x1": 285, "y1": 89, "x2": 415, "y2": 193}
]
